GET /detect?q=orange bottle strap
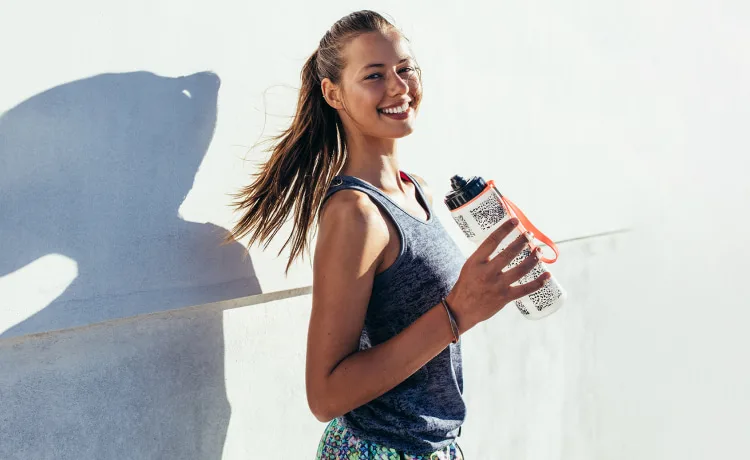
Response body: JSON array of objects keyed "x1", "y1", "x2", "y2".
[{"x1": 500, "y1": 195, "x2": 559, "y2": 264}]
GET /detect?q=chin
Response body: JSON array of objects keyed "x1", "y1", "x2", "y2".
[
  {"x1": 392, "y1": 126, "x2": 416, "y2": 138},
  {"x1": 374, "y1": 126, "x2": 415, "y2": 140},
  {"x1": 381, "y1": 119, "x2": 417, "y2": 139}
]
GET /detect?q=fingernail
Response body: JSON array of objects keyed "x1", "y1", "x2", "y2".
[{"x1": 511, "y1": 218, "x2": 519, "y2": 225}]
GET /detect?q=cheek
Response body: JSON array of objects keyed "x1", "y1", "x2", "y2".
[
  {"x1": 345, "y1": 86, "x2": 380, "y2": 116},
  {"x1": 361, "y1": 87, "x2": 384, "y2": 113},
  {"x1": 408, "y1": 79, "x2": 422, "y2": 106}
]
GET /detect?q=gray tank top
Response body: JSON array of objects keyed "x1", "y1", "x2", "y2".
[{"x1": 323, "y1": 172, "x2": 467, "y2": 454}]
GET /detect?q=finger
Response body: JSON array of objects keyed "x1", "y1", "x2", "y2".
[
  {"x1": 504, "y1": 247, "x2": 541, "y2": 283},
  {"x1": 489, "y1": 231, "x2": 531, "y2": 270},
  {"x1": 509, "y1": 271, "x2": 552, "y2": 299},
  {"x1": 473, "y1": 218, "x2": 521, "y2": 262}
]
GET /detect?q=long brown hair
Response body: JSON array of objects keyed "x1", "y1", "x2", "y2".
[{"x1": 227, "y1": 10, "x2": 409, "y2": 273}]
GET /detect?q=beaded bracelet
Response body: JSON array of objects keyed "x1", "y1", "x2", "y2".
[{"x1": 441, "y1": 297, "x2": 460, "y2": 344}]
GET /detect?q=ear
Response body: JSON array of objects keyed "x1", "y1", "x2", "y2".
[{"x1": 321, "y1": 78, "x2": 344, "y2": 110}]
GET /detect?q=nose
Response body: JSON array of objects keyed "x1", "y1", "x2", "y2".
[{"x1": 386, "y1": 69, "x2": 410, "y2": 97}]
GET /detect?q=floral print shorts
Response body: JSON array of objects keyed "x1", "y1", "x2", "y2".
[{"x1": 316, "y1": 418, "x2": 464, "y2": 460}]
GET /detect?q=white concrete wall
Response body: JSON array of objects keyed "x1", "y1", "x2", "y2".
[{"x1": 1, "y1": 1, "x2": 748, "y2": 459}]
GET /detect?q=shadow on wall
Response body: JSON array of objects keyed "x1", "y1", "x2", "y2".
[
  {"x1": 0, "y1": 305, "x2": 234, "y2": 460},
  {"x1": 0, "y1": 71, "x2": 262, "y2": 339},
  {"x1": 0, "y1": 72, "x2": 261, "y2": 458}
]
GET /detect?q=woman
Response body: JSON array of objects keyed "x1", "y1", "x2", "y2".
[{"x1": 229, "y1": 10, "x2": 550, "y2": 459}]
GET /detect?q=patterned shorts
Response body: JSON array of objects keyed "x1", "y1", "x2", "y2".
[{"x1": 316, "y1": 418, "x2": 464, "y2": 460}]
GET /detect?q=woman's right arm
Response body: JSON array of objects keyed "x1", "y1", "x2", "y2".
[{"x1": 305, "y1": 191, "x2": 549, "y2": 422}]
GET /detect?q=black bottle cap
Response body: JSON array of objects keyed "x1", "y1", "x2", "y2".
[{"x1": 444, "y1": 175, "x2": 488, "y2": 210}]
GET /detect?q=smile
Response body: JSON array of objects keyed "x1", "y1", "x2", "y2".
[{"x1": 378, "y1": 102, "x2": 411, "y2": 114}]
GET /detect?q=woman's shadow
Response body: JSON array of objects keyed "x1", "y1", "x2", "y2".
[{"x1": 0, "y1": 71, "x2": 260, "y2": 459}]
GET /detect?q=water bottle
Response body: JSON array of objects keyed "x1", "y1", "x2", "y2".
[{"x1": 444, "y1": 175, "x2": 567, "y2": 319}]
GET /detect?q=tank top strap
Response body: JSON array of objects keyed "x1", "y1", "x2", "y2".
[
  {"x1": 323, "y1": 175, "x2": 396, "y2": 212},
  {"x1": 323, "y1": 172, "x2": 432, "y2": 226},
  {"x1": 399, "y1": 171, "x2": 433, "y2": 216},
  {"x1": 322, "y1": 173, "x2": 409, "y2": 226},
  {"x1": 324, "y1": 175, "x2": 368, "y2": 201}
]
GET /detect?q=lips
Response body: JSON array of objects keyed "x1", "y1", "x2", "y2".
[{"x1": 378, "y1": 101, "x2": 411, "y2": 114}]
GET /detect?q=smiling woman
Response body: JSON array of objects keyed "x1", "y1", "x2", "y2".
[
  {"x1": 319, "y1": 28, "x2": 422, "y2": 143},
  {"x1": 227, "y1": 9, "x2": 546, "y2": 459}
]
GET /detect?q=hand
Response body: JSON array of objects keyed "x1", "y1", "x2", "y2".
[{"x1": 446, "y1": 218, "x2": 551, "y2": 333}]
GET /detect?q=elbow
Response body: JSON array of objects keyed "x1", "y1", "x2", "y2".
[
  {"x1": 312, "y1": 408, "x2": 335, "y2": 424},
  {"x1": 307, "y1": 386, "x2": 339, "y2": 423},
  {"x1": 308, "y1": 395, "x2": 336, "y2": 423}
]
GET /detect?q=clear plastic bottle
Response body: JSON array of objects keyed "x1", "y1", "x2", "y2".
[{"x1": 444, "y1": 175, "x2": 566, "y2": 319}]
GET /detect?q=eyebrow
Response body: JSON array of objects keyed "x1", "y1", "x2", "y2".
[{"x1": 361, "y1": 58, "x2": 412, "y2": 70}]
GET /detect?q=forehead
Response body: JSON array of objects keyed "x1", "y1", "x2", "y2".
[{"x1": 343, "y1": 30, "x2": 413, "y2": 72}]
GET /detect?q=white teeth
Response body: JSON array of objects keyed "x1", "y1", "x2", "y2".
[{"x1": 381, "y1": 102, "x2": 410, "y2": 114}]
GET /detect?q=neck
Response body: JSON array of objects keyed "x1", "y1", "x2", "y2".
[{"x1": 340, "y1": 133, "x2": 404, "y2": 193}]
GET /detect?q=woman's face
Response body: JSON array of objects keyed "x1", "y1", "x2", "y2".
[{"x1": 324, "y1": 30, "x2": 422, "y2": 140}]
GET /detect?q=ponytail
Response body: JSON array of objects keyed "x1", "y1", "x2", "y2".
[
  {"x1": 226, "y1": 50, "x2": 346, "y2": 273},
  {"x1": 227, "y1": 10, "x2": 401, "y2": 274}
]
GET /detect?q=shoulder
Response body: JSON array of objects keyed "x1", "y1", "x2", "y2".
[
  {"x1": 408, "y1": 173, "x2": 433, "y2": 206},
  {"x1": 320, "y1": 189, "x2": 386, "y2": 229},
  {"x1": 317, "y1": 189, "x2": 390, "y2": 260}
]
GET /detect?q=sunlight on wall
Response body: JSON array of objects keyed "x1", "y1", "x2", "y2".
[{"x1": 0, "y1": 254, "x2": 78, "y2": 335}]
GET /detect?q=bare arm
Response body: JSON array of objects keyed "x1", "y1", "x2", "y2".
[
  {"x1": 306, "y1": 190, "x2": 455, "y2": 422},
  {"x1": 306, "y1": 187, "x2": 550, "y2": 423}
]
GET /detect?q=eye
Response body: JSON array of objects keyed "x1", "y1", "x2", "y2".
[{"x1": 365, "y1": 67, "x2": 416, "y2": 81}]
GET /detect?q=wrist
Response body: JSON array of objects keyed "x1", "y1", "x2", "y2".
[
  {"x1": 444, "y1": 292, "x2": 470, "y2": 335},
  {"x1": 440, "y1": 297, "x2": 460, "y2": 343},
  {"x1": 445, "y1": 291, "x2": 477, "y2": 335}
]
